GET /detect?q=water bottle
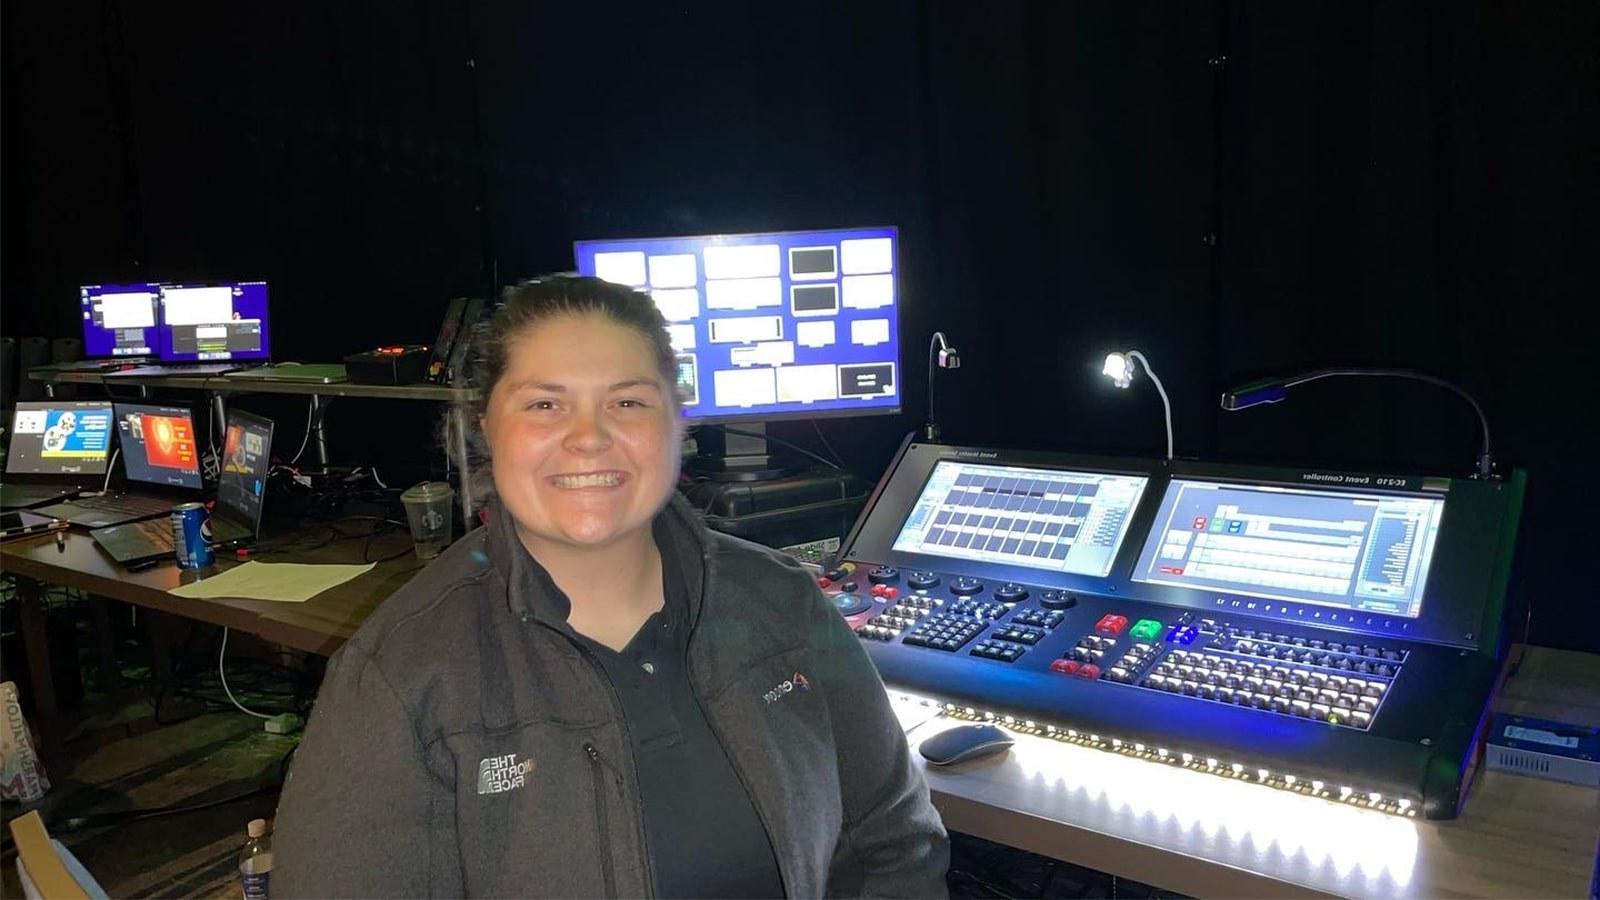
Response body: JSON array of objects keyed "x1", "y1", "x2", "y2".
[{"x1": 239, "y1": 818, "x2": 273, "y2": 900}]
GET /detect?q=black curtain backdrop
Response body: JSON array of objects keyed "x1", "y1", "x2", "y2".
[{"x1": 4, "y1": 2, "x2": 1595, "y2": 649}]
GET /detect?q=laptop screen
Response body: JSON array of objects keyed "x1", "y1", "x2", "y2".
[
  {"x1": 216, "y1": 409, "x2": 274, "y2": 535},
  {"x1": 157, "y1": 281, "x2": 272, "y2": 362},
  {"x1": 5, "y1": 402, "x2": 114, "y2": 476},
  {"x1": 114, "y1": 403, "x2": 203, "y2": 489},
  {"x1": 80, "y1": 283, "x2": 162, "y2": 358}
]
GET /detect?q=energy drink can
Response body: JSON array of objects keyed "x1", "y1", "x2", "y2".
[{"x1": 171, "y1": 502, "x2": 214, "y2": 569}]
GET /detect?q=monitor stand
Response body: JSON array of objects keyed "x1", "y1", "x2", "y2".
[{"x1": 685, "y1": 423, "x2": 807, "y2": 482}]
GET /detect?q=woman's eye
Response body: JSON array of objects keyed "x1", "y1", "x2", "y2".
[
  {"x1": 525, "y1": 399, "x2": 557, "y2": 411},
  {"x1": 616, "y1": 399, "x2": 645, "y2": 408}
]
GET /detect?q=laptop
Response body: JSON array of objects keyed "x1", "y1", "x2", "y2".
[
  {"x1": 105, "y1": 280, "x2": 271, "y2": 377},
  {"x1": 223, "y1": 363, "x2": 347, "y2": 383},
  {"x1": 32, "y1": 283, "x2": 164, "y2": 373},
  {"x1": 90, "y1": 518, "x2": 174, "y2": 566},
  {"x1": 88, "y1": 408, "x2": 276, "y2": 565},
  {"x1": 211, "y1": 408, "x2": 275, "y2": 543},
  {"x1": 0, "y1": 402, "x2": 115, "y2": 509},
  {"x1": 35, "y1": 403, "x2": 204, "y2": 528}
]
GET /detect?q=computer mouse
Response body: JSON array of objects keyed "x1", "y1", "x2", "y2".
[{"x1": 918, "y1": 723, "x2": 1014, "y2": 766}]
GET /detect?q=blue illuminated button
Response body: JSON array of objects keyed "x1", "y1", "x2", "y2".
[
  {"x1": 1165, "y1": 625, "x2": 1199, "y2": 645},
  {"x1": 1129, "y1": 619, "x2": 1164, "y2": 642}
]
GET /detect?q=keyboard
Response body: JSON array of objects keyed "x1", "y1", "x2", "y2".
[{"x1": 71, "y1": 494, "x2": 174, "y2": 517}]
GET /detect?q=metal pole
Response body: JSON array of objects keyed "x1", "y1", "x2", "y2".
[
  {"x1": 451, "y1": 403, "x2": 475, "y2": 529},
  {"x1": 210, "y1": 392, "x2": 228, "y2": 446},
  {"x1": 310, "y1": 394, "x2": 331, "y2": 467}
]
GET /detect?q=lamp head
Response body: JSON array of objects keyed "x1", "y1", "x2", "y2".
[
  {"x1": 1219, "y1": 380, "x2": 1289, "y2": 411},
  {"x1": 1102, "y1": 352, "x2": 1134, "y2": 389},
  {"x1": 937, "y1": 345, "x2": 961, "y2": 369}
]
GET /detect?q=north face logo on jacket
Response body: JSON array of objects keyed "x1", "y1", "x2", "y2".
[{"x1": 477, "y1": 753, "x2": 534, "y2": 795}]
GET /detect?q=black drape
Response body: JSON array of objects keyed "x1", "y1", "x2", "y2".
[{"x1": 4, "y1": 1, "x2": 1594, "y2": 648}]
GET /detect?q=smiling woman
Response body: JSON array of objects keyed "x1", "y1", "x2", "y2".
[{"x1": 270, "y1": 275, "x2": 950, "y2": 898}]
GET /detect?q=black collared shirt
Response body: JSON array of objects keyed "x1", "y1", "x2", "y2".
[{"x1": 573, "y1": 527, "x2": 783, "y2": 899}]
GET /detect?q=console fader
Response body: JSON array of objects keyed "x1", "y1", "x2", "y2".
[{"x1": 823, "y1": 439, "x2": 1525, "y2": 819}]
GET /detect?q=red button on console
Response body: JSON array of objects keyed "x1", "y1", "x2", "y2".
[
  {"x1": 1078, "y1": 664, "x2": 1101, "y2": 679},
  {"x1": 1050, "y1": 659, "x2": 1080, "y2": 675},
  {"x1": 883, "y1": 587, "x2": 899, "y2": 600},
  {"x1": 817, "y1": 577, "x2": 833, "y2": 589},
  {"x1": 1094, "y1": 614, "x2": 1129, "y2": 636}
]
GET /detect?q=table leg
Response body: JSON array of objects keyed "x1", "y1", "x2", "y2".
[
  {"x1": 15, "y1": 577, "x2": 59, "y2": 750},
  {"x1": 147, "y1": 610, "x2": 174, "y2": 692},
  {"x1": 91, "y1": 596, "x2": 120, "y2": 689},
  {"x1": 310, "y1": 393, "x2": 331, "y2": 466}
]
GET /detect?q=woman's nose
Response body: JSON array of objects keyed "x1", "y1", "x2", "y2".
[{"x1": 563, "y1": 408, "x2": 613, "y2": 453}]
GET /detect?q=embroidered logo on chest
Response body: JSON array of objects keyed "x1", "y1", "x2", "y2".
[
  {"x1": 477, "y1": 753, "x2": 534, "y2": 795},
  {"x1": 763, "y1": 671, "x2": 811, "y2": 705}
]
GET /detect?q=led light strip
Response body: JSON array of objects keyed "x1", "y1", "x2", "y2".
[{"x1": 893, "y1": 691, "x2": 1419, "y2": 817}]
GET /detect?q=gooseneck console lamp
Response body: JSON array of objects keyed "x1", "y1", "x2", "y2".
[
  {"x1": 1102, "y1": 350, "x2": 1174, "y2": 460},
  {"x1": 1219, "y1": 368, "x2": 1497, "y2": 479},
  {"x1": 923, "y1": 331, "x2": 962, "y2": 441}
]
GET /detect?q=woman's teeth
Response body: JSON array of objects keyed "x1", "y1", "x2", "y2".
[{"x1": 551, "y1": 472, "x2": 623, "y2": 488}]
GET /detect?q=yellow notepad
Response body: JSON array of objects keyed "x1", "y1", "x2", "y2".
[{"x1": 168, "y1": 561, "x2": 376, "y2": 603}]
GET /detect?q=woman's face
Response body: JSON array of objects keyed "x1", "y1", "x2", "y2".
[{"x1": 482, "y1": 313, "x2": 681, "y2": 555}]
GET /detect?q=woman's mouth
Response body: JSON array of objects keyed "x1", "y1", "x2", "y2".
[{"x1": 548, "y1": 471, "x2": 627, "y2": 489}]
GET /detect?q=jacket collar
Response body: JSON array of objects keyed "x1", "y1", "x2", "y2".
[{"x1": 485, "y1": 491, "x2": 714, "y2": 629}]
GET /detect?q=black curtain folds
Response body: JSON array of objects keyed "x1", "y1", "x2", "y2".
[{"x1": 4, "y1": 1, "x2": 1594, "y2": 648}]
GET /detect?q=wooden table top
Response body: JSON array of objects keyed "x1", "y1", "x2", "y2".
[
  {"x1": 7, "y1": 525, "x2": 1597, "y2": 897},
  {"x1": 0, "y1": 526, "x2": 428, "y2": 655},
  {"x1": 900, "y1": 645, "x2": 1600, "y2": 898}
]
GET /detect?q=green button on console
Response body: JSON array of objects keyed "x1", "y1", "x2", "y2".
[{"x1": 1130, "y1": 618, "x2": 1164, "y2": 641}]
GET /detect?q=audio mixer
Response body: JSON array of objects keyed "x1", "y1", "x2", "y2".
[{"x1": 823, "y1": 439, "x2": 1525, "y2": 819}]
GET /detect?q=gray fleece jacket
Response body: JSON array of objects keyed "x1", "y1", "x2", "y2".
[{"x1": 271, "y1": 494, "x2": 949, "y2": 897}]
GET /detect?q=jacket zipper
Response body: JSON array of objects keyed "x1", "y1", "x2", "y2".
[
  {"x1": 551, "y1": 627, "x2": 656, "y2": 897},
  {"x1": 583, "y1": 742, "x2": 620, "y2": 898},
  {"x1": 684, "y1": 553, "x2": 792, "y2": 896}
]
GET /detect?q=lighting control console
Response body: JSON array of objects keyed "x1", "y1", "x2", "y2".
[{"x1": 823, "y1": 439, "x2": 1525, "y2": 819}]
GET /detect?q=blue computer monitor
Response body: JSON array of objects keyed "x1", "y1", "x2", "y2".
[
  {"x1": 574, "y1": 227, "x2": 901, "y2": 423},
  {"x1": 157, "y1": 281, "x2": 272, "y2": 362},
  {"x1": 79, "y1": 283, "x2": 162, "y2": 358}
]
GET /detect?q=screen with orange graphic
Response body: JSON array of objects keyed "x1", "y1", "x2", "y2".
[{"x1": 114, "y1": 403, "x2": 202, "y2": 490}]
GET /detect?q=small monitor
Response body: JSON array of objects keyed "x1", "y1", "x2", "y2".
[
  {"x1": 216, "y1": 409, "x2": 274, "y2": 536},
  {"x1": 891, "y1": 461, "x2": 1150, "y2": 578},
  {"x1": 157, "y1": 281, "x2": 271, "y2": 362},
  {"x1": 1131, "y1": 479, "x2": 1446, "y2": 619},
  {"x1": 113, "y1": 403, "x2": 202, "y2": 490},
  {"x1": 574, "y1": 227, "x2": 900, "y2": 423},
  {"x1": 80, "y1": 283, "x2": 162, "y2": 358},
  {"x1": 4, "y1": 402, "x2": 115, "y2": 476}
]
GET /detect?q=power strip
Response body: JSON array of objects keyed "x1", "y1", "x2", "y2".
[{"x1": 264, "y1": 713, "x2": 304, "y2": 735}]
